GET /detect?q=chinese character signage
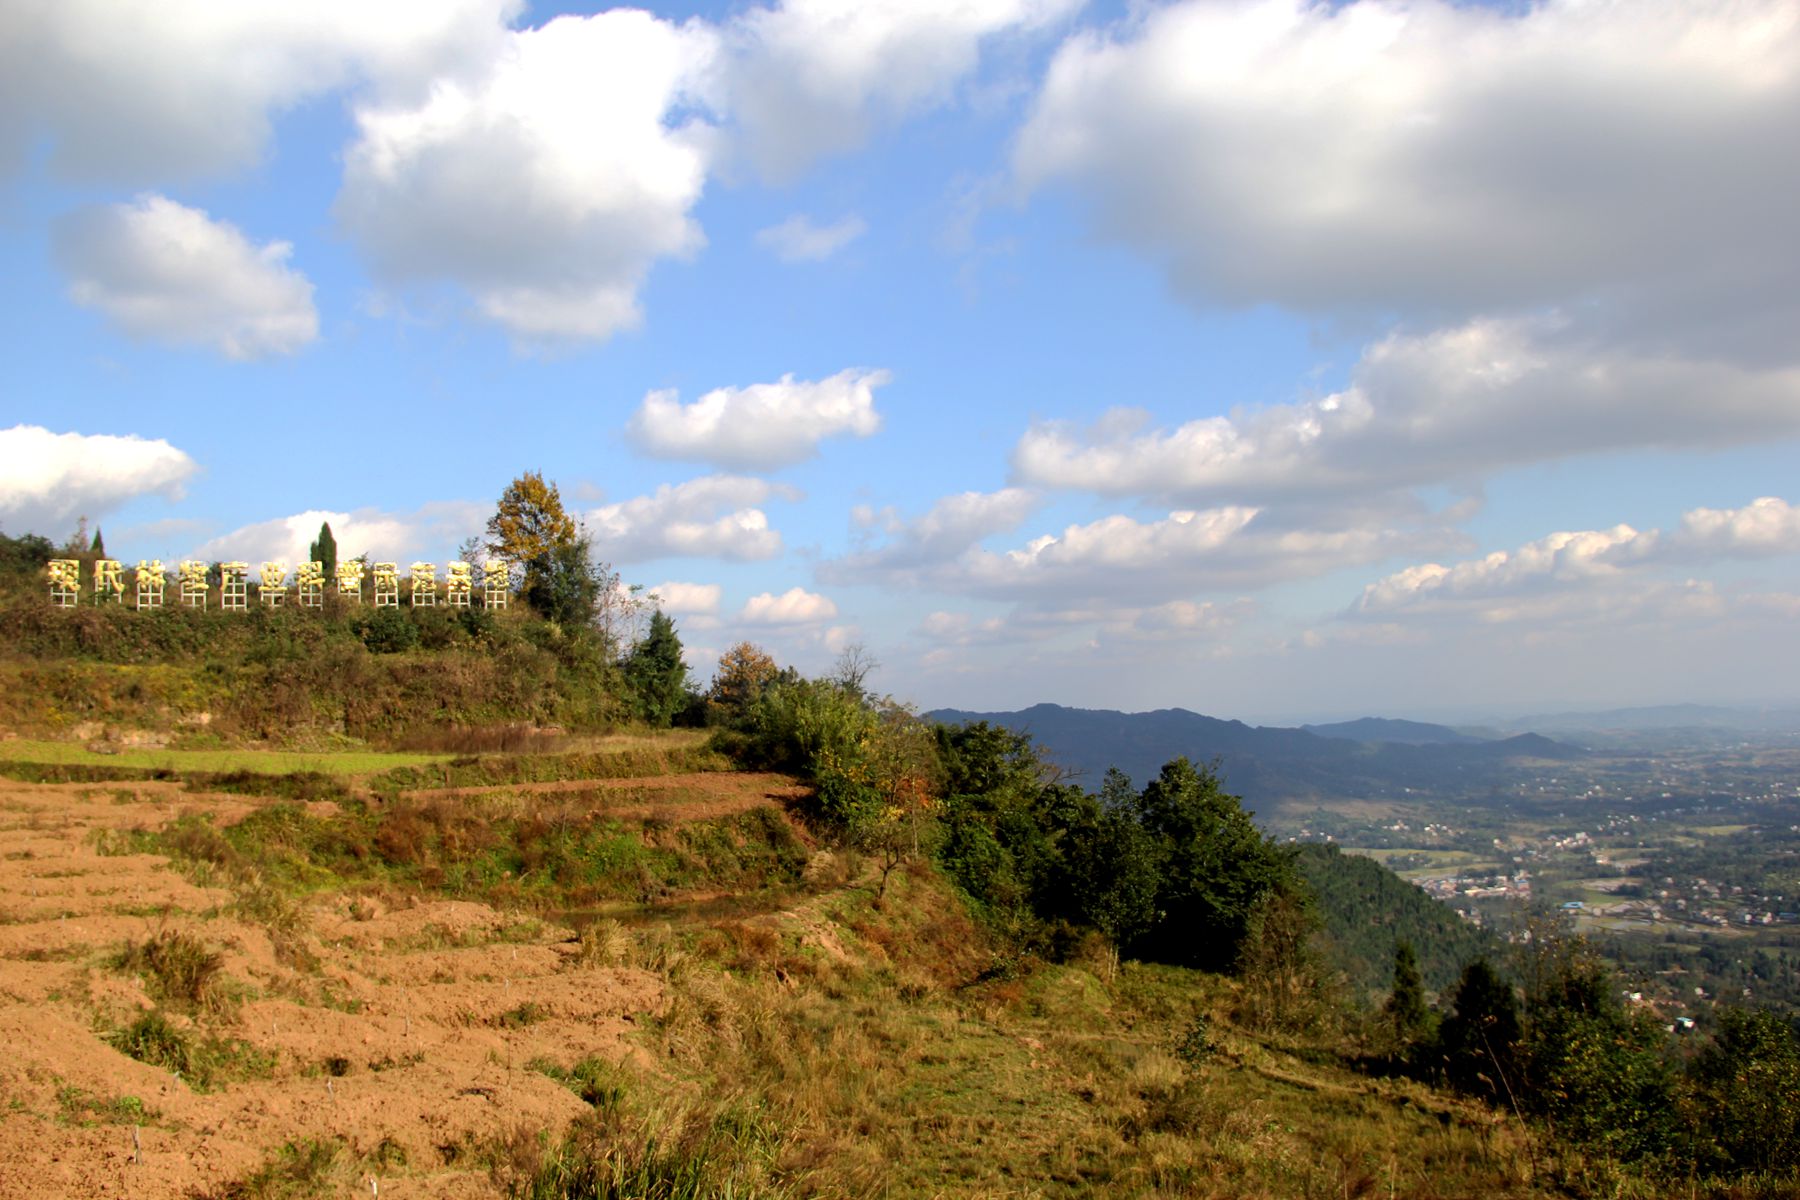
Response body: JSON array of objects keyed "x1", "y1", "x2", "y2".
[
  {"x1": 51, "y1": 554, "x2": 510, "y2": 614},
  {"x1": 49, "y1": 560, "x2": 81, "y2": 607},
  {"x1": 179, "y1": 561, "x2": 207, "y2": 609}
]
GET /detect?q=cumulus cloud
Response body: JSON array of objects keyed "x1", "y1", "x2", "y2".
[
  {"x1": 1013, "y1": 317, "x2": 1800, "y2": 505},
  {"x1": 1353, "y1": 497, "x2": 1800, "y2": 621},
  {"x1": 832, "y1": 488, "x2": 1459, "y2": 604},
  {"x1": 823, "y1": 488, "x2": 1039, "y2": 586},
  {"x1": 1673, "y1": 497, "x2": 1800, "y2": 560},
  {"x1": 741, "y1": 587, "x2": 839, "y2": 625},
  {"x1": 919, "y1": 597, "x2": 1251, "y2": 647},
  {"x1": 953, "y1": 508, "x2": 1457, "y2": 603},
  {"x1": 648, "y1": 581, "x2": 722, "y2": 615},
  {"x1": 1016, "y1": 0, "x2": 1800, "y2": 356},
  {"x1": 718, "y1": 0, "x2": 1079, "y2": 181},
  {"x1": 0, "y1": 425, "x2": 198, "y2": 535},
  {"x1": 191, "y1": 501, "x2": 485, "y2": 565},
  {"x1": 756, "y1": 214, "x2": 867, "y2": 262},
  {"x1": 338, "y1": 9, "x2": 718, "y2": 343},
  {"x1": 626, "y1": 369, "x2": 889, "y2": 470},
  {"x1": 586, "y1": 476, "x2": 797, "y2": 563},
  {"x1": 1, "y1": 0, "x2": 516, "y2": 182},
  {"x1": 55, "y1": 194, "x2": 317, "y2": 359}
]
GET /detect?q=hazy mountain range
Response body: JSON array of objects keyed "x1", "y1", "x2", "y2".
[{"x1": 926, "y1": 703, "x2": 1583, "y2": 813}]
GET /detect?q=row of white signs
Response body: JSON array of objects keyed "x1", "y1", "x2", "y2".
[{"x1": 47, "y1": 558, "x2": 511, "y2": 607}]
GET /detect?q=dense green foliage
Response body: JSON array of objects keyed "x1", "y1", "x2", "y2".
[
  {"x1": 308, "y1": 522, "x2": 337, "y2": 578},
  {"x1": 623, "y1": 610, "x2": 688, "y2": 727},
  {"x1": 1294, "y1": 842, "x2": 1498, "y2": 999}
]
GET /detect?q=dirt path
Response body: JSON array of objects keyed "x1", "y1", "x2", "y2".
[{"x1": 0, "y1": 780, "x2": 673, "y2": 1198}]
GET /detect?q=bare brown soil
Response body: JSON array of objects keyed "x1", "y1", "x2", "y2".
[{"x1": 0, "y1": 780, "x2": 675, "y2": 1198}]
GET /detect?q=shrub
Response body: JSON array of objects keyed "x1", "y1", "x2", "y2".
[
  {"x1": 112, "y1": 929, "x2": 227, "y2": 1014},
  {"x1": 352, "y1": 607, "x2": 420, "y2": 654}
]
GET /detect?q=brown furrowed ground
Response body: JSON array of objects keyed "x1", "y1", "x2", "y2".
[
  {"x1": 0, "y1": 767, "x2": 1559, "y2": 1200},
  {"x1": 0, "y1": 777, "x2": 736, "y2": 1199}
]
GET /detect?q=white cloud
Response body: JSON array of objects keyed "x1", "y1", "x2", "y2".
[
  {"x1": 1016, "y1": 0, "x2": 1800, "y2": 356},
  {"x1": 833, "y1": 489, "x2": 1459, "y2": 604},
  {"x1": 1, "y1": 0, "x2": 517, "y2": 182},
  {"x1": 1013, "y1": 317, "x2": 1800, "y2": 505},
  {"x1": 823, "y1": 488, "x2": 1039, "y2": 585},
  {"x1": 0, "y1": 425, "x2": 198, "y2": 536},
  {"x1": 337, "y1": 9, "x2": 718, "y2": 343},
  {"x1": 191, "y1": 502, "x2": 486, "y2": 565},
  {"x1": 756, "y1": 214, "x2": 867, "y2": 262},
  {"x1": 1353, "y1": 498, "x2": 1800, "y2": 621},
  {"x1": 648, "y1": 581, "x2": 722, "y2": 615},
  {"x1": 719, "y1": 0, "x2": 1080, "y2": 181},
  {"x1": 1673, "y1": 497, "x2": 1800, "y2": 560},
  {"x1": 586, "y1": 475, "x2": 797, "y2": 563},
  {"x1": 955, "y1": 507, "x2": 1455, "y2": 602},
  {"x1": 55, "y1": 194, "x2": 317, "y2": 360},
  {"x1": 626, "y1": 368, "x2": 889, "y2": 470},
  {"x1": 741, "y1": 587, "x2": 838, "y2": 625},
  {"x1": 918, "y1": 597, "x2": 1250, "y2": 648}
]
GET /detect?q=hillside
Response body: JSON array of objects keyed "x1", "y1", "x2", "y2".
[
  {"x1": 2, "y1": 569, "x2": 1793, "y2": 1198},
  {"x1": 929, "y1": 702, "x2": 1585, "y2": 813},
  {"x1": 1296, "y1": 843, "x2": 1498, "y2": 1002},
  {"x1": 0, "y1": 739, "x2": 1553, "y2": 1199}
]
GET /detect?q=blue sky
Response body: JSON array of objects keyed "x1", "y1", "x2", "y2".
[{"x1": 4, "y1": 0, "x2": 1798, "y2": 722}]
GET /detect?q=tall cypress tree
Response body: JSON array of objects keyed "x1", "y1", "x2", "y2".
[
  {"x1": 89, "y1": 527, "x2": 105, "y2": 557},
  {"x1": 624, "y1": 610, "x2": 688, "y2": 727},
  {"x1": 308, "y1": 521, "x2": 338, "y2": 577},
  {"x1": 1387, "y1": 940, "x2": 1428, "y2": 1039}
]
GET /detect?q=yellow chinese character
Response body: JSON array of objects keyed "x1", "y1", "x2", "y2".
[
  {"x1": 446, "y1": 561, "x2": 473, "y2": 607},
  {"x1": 372, "y1": 561, "x2": 400, "y2": 608},
  {"x1": 220, "y1": 562, "x2": 249, "y2": 611},
  {"x1": 260, "y1": 562, "x2": 287, "y2": 606},
  {"x1": 295, "y1": 561, "x2": 324, "y2": 608},
  {"x1": 93, "y1": 559, "x2": 124, "y2": 603},
  {"x1": 48, "y1": 559, "x2": 82, "y2": 607},
  {"x1": 136, "y1": 561, "x2": 166, "y2": 609},
  {"x1": 336, "y1": 560, "x2": 365, "y2": 601},
  {"x1": 482, "y1": 559, "x2": 509, "y2": 609},
  {"x1": 179, "y1": 560, "x2": 208, "y2": 609},
  {"x1": 410, "y1": 562, "x2": 437, "y2": 607}
]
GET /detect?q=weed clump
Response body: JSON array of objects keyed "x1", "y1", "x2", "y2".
[
  {"x1": 497, "y1": 1103, "x2": 785, "y2": 1200},
  {"x1": 109, "y1": 1010, "x2": 274, "y2": 1092},
  {"x1": 205, "y1": 1137, "x2": 346, "y2": 1199},
  {"x1": 111, "y1": 929, "x2": 228, "y2": 1014},
  {"x1": 528, "y1": 1057, "x2": 628, "y2": 1111}
]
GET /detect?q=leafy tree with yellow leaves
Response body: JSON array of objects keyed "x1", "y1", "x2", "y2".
[
  {"x1": 486, "y1": 471, "x2": 577, "y2": 567},
  {"x1": 486, "y1": 472, "x2": 608, "y2": 628}
]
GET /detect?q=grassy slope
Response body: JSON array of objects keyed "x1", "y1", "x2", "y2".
[{"x1": 14, "y1": 736, "x2": 1583, "y2": 1199}]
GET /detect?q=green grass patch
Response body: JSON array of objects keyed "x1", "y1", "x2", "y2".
[
  {"x1": 369, "y1": 742, "x2": 732, "y2": 793},
  {"x1": 529, "y1": 1057, "x2": 629, "y2": 1110},
  {"x1": 56, "y1": 1084, "x2": 156, "y2": 1127},
  {"x1": 108, "y1": 1010, "x2": 275, "y2": 1092},
  {"x1": 0, "y1": 738, "x2": 449, "y2": 776}
]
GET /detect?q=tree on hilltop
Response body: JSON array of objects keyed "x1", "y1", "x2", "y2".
[
  {"x1": 486, "y1": 471, "x2": 576, "y2": 570},
  {"x1": 309, "y1": 521, "x2": 338, "y2": 577},
  {"x1": 486, "y1": 472, "x2": 614, "y2": 627},
  {"x1": 709, "y1": 642, "x2": 780, "y2": 720}
]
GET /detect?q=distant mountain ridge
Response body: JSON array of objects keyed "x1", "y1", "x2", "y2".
[
  {"x1": 1301, "y1": 717, "x2": 1487, "y2": 746},
  {"x1": 925, "y1": 702, "x2": 1584, "y2": 813}
]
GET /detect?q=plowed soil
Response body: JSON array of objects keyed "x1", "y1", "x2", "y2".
[{"x1": 0, "y1": 778, "x2": 748, "y2": 1198}]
